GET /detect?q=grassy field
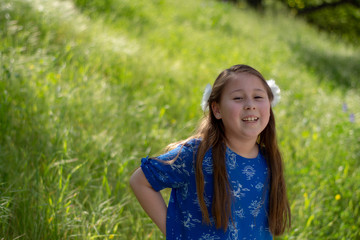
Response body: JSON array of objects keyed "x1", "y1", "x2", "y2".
[{"x1": 1, "y1": 0, "x2": 359, "y2": 239}]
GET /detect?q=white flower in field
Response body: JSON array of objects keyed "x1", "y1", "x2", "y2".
[
  {"x1": 266, "y1": 79, "x2": 281, "y2": 107},
  {"x1": 201, "y1": 84, "x2": 212, "y2": 112}
]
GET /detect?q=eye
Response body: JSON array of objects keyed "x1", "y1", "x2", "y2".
[
  {"x1": 233, "y1": 97, "x2": 243, "y2": 100},
  {"x1": 254, "y1": 96, "x2": 263, "y2": 99}
]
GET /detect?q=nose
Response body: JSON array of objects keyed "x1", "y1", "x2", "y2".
[{"x1": 244, "y1": 100, "x2": 256, "y2": 110}]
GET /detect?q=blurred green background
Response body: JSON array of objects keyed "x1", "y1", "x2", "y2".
[{"x1": 0, "y1": 0, "x2": 359, "y2": 239}]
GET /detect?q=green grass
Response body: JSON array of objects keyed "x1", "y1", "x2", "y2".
[{"x1": 1, "y1": 0, "x2": 359, "y2": 239}]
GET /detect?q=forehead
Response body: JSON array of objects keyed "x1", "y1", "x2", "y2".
[{"x1": 224, "y1": 72, "x2": 267, "y2": 93}]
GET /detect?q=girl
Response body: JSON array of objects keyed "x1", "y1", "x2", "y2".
[{"x1": 130, "y1": 64, "x2": 291, "y2": 239}]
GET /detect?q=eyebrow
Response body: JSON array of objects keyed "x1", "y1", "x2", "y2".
[{"x1": 230, "y1": 88, "x2": 266, "y2": 94}]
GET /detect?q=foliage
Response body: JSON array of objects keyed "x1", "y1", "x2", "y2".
[
  {"x1": 279, "y1": 0, "x2": 360, "y2": 45},
  {"x1": 0, "y1": 0, "x2": 359, "y2": 239},
  {"x1": 223, "y1": 0, "x2": 360, "y2": 45}
]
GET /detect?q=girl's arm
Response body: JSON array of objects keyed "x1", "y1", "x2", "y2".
[{"x1": 129, "y1": 168, "x2": 167, "y2": 235}]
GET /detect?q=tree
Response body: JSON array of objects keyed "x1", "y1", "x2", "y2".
[
  {"x1": 296, "y1": 0, "x2": 360, "y2": 15},
  {"x1": 222, "y1": 0, "x2": 264, "y2": 9},
  {"x1": 280, "y1": 0, "x2": 360, "y2": 44},
  {"x1": 219, "y1": 0, "x2": 360, "y2": 44}
]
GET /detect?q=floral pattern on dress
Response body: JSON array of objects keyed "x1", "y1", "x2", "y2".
[
  {"x1": 203, "y1": 156, "x2": 214, "y2": 174},
  {"x1": 242, "y1": 165, "x2": 256, "y2": 180},
  {"x1": 181, "y1": 211, "x2": 202, "y2": 229},
  {"x1": 249, "y1": 200, "x2": 262, "y2": 217},
  {"x1": 226, "y1": 149, "x2": 238, "y2": 170},
  {"x1": 141, "y1": 139, "x2": 272, "y2": 240},
  {"x1": 231, "y1": 181, "x2": 250, "y2": 199}
]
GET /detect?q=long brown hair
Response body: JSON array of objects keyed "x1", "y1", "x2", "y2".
[{"x1": 168, "y1": 64, "x2": 291, "y2": 235}]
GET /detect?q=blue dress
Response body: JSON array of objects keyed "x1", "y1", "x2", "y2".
[{"x1": 141, "y1": 138, "x2": 273, "y2": 240}]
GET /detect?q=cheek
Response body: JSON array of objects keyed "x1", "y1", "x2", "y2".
[
  {"x1": 220, "y1": 101, "x2": 236, "y2": 115},
  {"x1": 226, "y1": 104, "x2": 241, "y2": 119},
  {"x1": 260, "y1": 104, "x2": 271, "y2": 122},
  {"x1": 265, "y1": 111, "x2": 270, "y2": 124},
  {"x1": 265, "y1": 109, "x2": 271, "y2": 125}
]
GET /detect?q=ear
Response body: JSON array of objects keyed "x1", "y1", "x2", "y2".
[{"x1": 211, "y1": 102, "x2": 222, "y2": 119}]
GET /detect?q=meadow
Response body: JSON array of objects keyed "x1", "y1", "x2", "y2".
[{"x1": 0, "y1": 0, "x2": 359, "y2": 239}]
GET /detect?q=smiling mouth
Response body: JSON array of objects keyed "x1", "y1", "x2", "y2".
[{"x1": 242, "y1": 117, "x2": 259, "y2": 122}]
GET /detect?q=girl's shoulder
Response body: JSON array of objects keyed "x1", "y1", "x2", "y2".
[
  {"x1": 172, "y1": 138, "x2": 201, "y2": 158},
  {"x1": 157, "y1": 138, "x2": 201, "y2": 162},
  {"x1": 182, "y1": 137, "x2": 201, "y2": 149}
]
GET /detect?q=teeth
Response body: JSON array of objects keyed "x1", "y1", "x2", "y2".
[{"x1": 243, "y1": 117, "x2": 258, "y2": 121}]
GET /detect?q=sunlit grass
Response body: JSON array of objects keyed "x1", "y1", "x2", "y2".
[{"x1": 0, "y1": 0, "x2": 359, "y2": 239}]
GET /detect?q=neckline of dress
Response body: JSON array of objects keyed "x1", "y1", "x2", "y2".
[{"x1": 226, "y1": 145, "x2": 260, "y2": 160}]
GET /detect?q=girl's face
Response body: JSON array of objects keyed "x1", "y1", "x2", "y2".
[{"x1": 212, "y1": 73, "x2": 271, "y2": 143}]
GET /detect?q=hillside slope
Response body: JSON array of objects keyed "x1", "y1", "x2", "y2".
[{"x1": 1, "y1": 0, "x2": 359, "y2": 239}]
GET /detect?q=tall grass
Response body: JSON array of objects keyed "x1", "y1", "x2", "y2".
[{"x1": 0, "y1": 0, "x2": 359, "y2": 239}]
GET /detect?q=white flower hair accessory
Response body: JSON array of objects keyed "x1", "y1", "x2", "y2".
[
  {"x1": 201, "y1": 83, "x2": 212, "y2": 112},
  {"x1": 266, "y1": 79, "x2": 281, "y2": 107}
]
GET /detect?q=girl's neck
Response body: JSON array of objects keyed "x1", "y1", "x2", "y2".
[{"x1": 225, "y1": 137, "x2": 258, "y2": 158}]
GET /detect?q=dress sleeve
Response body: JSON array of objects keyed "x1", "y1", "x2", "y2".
[{"x1": 141, "y1": 139, "x2": 198, "y2": 192}]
